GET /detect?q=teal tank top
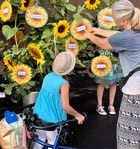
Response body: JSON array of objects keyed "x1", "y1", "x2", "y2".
[{"x1": 33, "y1": 72, "x2": 68, "y2": 123}]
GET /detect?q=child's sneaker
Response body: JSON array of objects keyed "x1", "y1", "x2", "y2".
[
  {"x1": 96, "y1": 106, "x2": 107, "y2": 115},
  {"x1": 108, "y1": 105, "x2": 116, "y2": 115}
]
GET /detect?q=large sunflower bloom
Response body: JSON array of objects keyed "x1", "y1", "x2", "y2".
[
  {"x1": 70, "y1": 18, "x2": 92, "y2": 40},
  {"x1": 25, "y1": 6, "x2": 48, "y2": 28},
  {"x1": 3, "y1": 57, "x2": 15, "y2": 70},
  {"x1": 0, "y1": 1, "x2": 12, "y2": 22},
  {"x1": 65, "y1": 37, "x2": 79, "y2": 56},
  {"x1": 28, "y1": 43, "x2": 44, "y2": 65},
  {"x1": 11, "y1": 64, "x2": 32, "y2": 84},
  {"x1": 91, "y1": 56, "x2": 112, "y2": 77},
  {"x1": 53, "y1": 20, "x2": 70, "y2": 38},
  {"x1": 20, "y1": 0, "x2": 34, "y2": 12},
  {"x1": 98, "y1": 8, "x2": 116, "y2": 29},
  {"x1": 85, "y1": 0, "x2": 101, "y2": 10}
]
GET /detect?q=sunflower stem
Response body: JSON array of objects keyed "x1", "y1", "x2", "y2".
[
  {"x1": 14, "y1": 13, "x2": 18, "y2": 50},
  {"x1": 54, "y1": 37, "x2": 57, "y2": 56}
]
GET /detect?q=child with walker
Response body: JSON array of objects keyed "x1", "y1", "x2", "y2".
[{"x1": 33, "y1": 51, "x2": 85, "y2": 149}]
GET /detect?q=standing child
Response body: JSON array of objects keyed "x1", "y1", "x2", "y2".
[{"x1": 33, "y1": 51, "x2": 85, "y2": 149}]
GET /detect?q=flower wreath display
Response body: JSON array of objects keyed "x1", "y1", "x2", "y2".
[
  {"x1": 11, "y1": 64, "x2": 32, "y2": 84},
  {"x1": 0, "y1": 1, "x2": 12, "y2": 22},
  {"x1": 97, "y1": 8, "x2": 116, "y2": 29},
  {"x1": 91, "y1": 55, "x2": 112, "y2": 77},
  {"x1": 65, "y1": 37, "x2": 79, "y2": 56},
  {"x1": 25, "y1": 5, "x2": 48, "y2": 28},
  {"x1": 70, "y1": 18, "x2": 92, "y2": 40}
]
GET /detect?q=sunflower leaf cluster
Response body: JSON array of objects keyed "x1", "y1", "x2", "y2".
[{"x1": 0, "y1": 0, "x2": 118, "y2": 96}]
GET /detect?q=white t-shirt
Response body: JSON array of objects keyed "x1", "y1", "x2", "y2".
[{"x1": 122, "y1": 71, "x2": 140, "y2": 95}]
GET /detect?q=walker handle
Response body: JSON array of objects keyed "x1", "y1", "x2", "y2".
[{"x1": 28, "y1": 112, "x2": 87, "y2": 130}]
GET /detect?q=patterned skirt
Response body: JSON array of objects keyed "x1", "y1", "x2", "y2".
[{"x1": 117, "y1": 94, "x2": 140, "y2": 149}]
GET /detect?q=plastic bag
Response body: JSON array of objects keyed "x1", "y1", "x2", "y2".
[{"x1": 0, "y1": 115, "x2": 28, "y2": 149}]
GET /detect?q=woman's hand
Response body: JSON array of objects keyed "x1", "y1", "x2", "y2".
[
  {"x1": 75, "y1": 113, "x2": 85, "y2": 125},
  {"x1": 92, "y1": 27, "x2": 101, "y2": 35},
  {"x1": 84, "y1": 30, "x2": 93, "y2": 39}
]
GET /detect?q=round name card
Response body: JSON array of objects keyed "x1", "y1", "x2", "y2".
[
  {"x1": 25, "y1": 5, "x2": 48, "y2": 28},
  {"x1": 91, "y1": 55, "x2": 112, "y2": 77},
  {"x1": 97, "y1": 8, "x2": 116, "y2": 29}
]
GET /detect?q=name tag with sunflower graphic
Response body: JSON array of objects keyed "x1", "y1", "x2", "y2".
[
  {"x1": 91, "y1": 56, "x2": 112, "y2": 77},
  {"x1": 3, "y1": 8, "x2": 9, "y2": 14},
  {"x1": 96, "y1": 64, "x2": 106, "y2": 69},
  {"x1": 68, "y1": 44, "x2": 76, "y2": 49},
  {"x1": 30, "y1": 14, "x2": 43, "y2": 20},
  {"x1": 77, "y1": 25, "x2": 86, "y2": 32},
  {"x1": 103, "y1": 16, "x2": 114, "y2": 22},
  {"x1": 18, "y1": 71, "x2": 26, "y2": 76}
]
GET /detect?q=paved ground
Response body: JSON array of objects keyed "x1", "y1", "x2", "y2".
[
  {"x1": 66, "y1": 85, "x2": 122, "y2": 149},
  {"x1": 0, "y1": 75, "x2": 123, "y2": 149}
]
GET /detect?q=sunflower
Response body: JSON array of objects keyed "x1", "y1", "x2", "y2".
[
  {"x1": 85, "y1": 0, "x2": 101, "y2": 10},
  {"x1": 65, "y1": 37, "x2": 79, "y2": 56},
  {"x1": 28, "y1": 43, "x2": 44, "y2": 64},
  {"x1": 70, "y1": 18, "x2": 92, "y2": 40},
  {"x1": 25, "y1": 5, "x2": 48, "y2": 28},
  {"x1": 3, "y1": 57, "x2": 15, "y2": 71},
  {"x1": 91, "y1": 56, "x2": 112, "y2": 77},
  {"x1": 11, "y1": 64, "x2": 32, "y2": 84},
  {"x1": 98, "y1": 8, "x2": 116, "y2": 29},
  {"x1": 53, "y1": 20, "x2": 70, "y2": 38},
  {"x1": 0, "y1": 1, "x2": 12, "y2": 22},
  {"x1": 20, "y1": 0, "x2": 34, "y2": 12}
]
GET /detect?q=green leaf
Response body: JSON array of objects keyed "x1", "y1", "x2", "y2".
[
  {"x1": 84, "y1": 12, "x2": 94, "y2": 19},
  {"x1": 41, "y1": 29, "x2": 52, "y2": 39},
  {"x1": 59, "y1": 0, "x2": 69, "y2": 4},
  {"x1": 30, "y1": 34, "x2": 39, "y2": 40},
  {"x1": 88, "y1": 72, "x2": 95, "y2": 78},
  {"x1": 47, "y1": 49, "x2": 55, "y2": 59},
  {"x1": 64, "y1": 4, "x2": 76, "y2": 11},
  {"x1": 77, "y1": 5, "x2": 85, "y2": 13},
  {"x1": 73, "y1": 13, "x2": 83, "y2": 22},
  {"x1": 2, "y1": 25, "x2": 18, "y2": 40}
]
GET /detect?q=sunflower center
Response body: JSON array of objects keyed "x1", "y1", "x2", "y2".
[
  {"x1": 31, "y1": 49, "x2": 41, "y2": 59},
  {"x1": 58, "y1": 25, "x2": 65, "y2": 33},
  {"x1": 24, "y1": 0, "x2": 30, "y2": 7},
  {"x1": 90, "y1": 0, "x2": 96, "y2": 5},
  {"x1": 8, "y1": 60, "x2": 14, "y2": 67}
]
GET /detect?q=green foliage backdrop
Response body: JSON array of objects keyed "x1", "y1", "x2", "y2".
[{"x1": 0, "y1": 0, "x2": 118, "y2": 96}]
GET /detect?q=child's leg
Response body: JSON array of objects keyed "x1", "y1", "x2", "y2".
[
  {"x1": 109, "y1": 83, "x2": 117, "y2": 106},
  {"x1": 33, "y1": 129, "x2": 47, "y2": 149},
  {"x1": 97, "y1": 84, "x2": 104, "y2": 106},
  {"x1": 46, "y1": 129, "x2": 58, "y2": 149}
]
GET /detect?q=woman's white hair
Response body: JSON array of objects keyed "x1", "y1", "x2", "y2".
[{"x1": 111, "y1": 0, "x2": 140, "y2": 30}]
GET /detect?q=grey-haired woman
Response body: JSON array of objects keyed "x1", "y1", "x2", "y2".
[{"x1": 84, "y1": 0, "x2": 140, "y2": 148}]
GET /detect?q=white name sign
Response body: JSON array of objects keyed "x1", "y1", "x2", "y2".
[
  {"x1": 77, "y1": 25, "x2": 86, "y2": 32},
  {"x1": 96, "y1": 64, "x2": 106, "y2": 69},
  {"x1": 3, "y1": 8, "x2": 9, "y2": 14},
  {"x1": 68, "y1": 44, "x2": 76, "y2": 49},
  {"x1": 30, "y1": 14, "x2": 43, "y2": 19},
  {"x1": 18, "y1": 71, "x2": 26, "y2": 76},
  {"x1": 103, "y1": 16, "x2": 114, "y2": 22}
]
